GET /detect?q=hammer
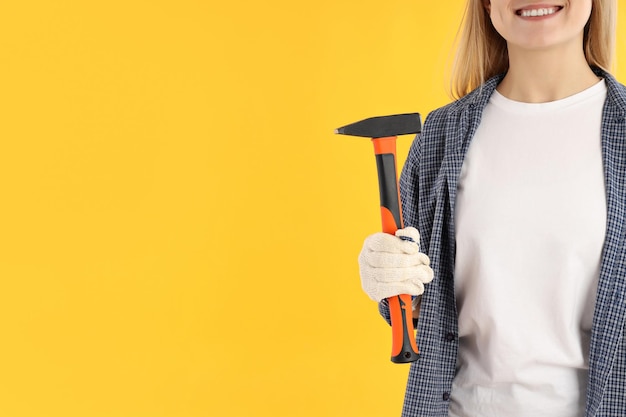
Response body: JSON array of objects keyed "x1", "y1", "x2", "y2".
[{"x1": 336, "y1": 113, "x2": 421, "y2": 363}]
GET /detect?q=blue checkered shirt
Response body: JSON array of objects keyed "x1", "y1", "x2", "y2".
[{"x1": 379, "y1": 68, "x2": 626, "y2": 417}]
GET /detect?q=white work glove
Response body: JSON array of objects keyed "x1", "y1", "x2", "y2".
[{"x1": 358, "y1": 227, "x2": 434, "y2": 302}]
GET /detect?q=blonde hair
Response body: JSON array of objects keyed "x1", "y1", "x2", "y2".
[{"x1": 450, "y1": 0, "x2": 617, "y2": 99}]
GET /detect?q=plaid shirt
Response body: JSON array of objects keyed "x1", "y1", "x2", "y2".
[{"x1": 379, "y1": 68, "x2": 626, "y2": 417}]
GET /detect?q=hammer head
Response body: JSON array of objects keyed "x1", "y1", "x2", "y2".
[{"x1": 335, "y1": 113, "x2": 421, "y2": 138}]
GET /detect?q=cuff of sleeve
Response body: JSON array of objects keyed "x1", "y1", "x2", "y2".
[
  {"x1": 411, "y1": 295, "x2": 422, "y2": 311},
  {"x1": 378, "y1": 298, "x2": 391, "y2": 326}
]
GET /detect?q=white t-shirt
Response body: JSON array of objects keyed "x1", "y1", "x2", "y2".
[{"x1": 449, "y1": 80, "x2": 607, "y2": 417}]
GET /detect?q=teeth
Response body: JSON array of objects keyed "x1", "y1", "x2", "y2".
[{"x1": 520, "y1": 7, "x2": 557, "y2": 17}]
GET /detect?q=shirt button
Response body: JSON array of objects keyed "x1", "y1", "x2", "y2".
[
  {"x1": 445, "y1": 332, "x2": 455, "y2": 341},
  {"x1": 443, "y1": 392, "x2": 450, "y2": 401}
]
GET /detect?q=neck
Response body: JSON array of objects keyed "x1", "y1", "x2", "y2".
[{"x1": 497, "y1": 42, "x2": 600, "y2": 103}]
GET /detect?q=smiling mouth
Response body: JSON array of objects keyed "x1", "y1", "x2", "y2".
[{"x1": 515, "y1": 6, "x2": 564, "y2": 17}]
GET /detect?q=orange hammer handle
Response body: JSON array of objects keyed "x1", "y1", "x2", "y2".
[{"x1": 372, "y1": 137, "x2": 419, "y2": 363}]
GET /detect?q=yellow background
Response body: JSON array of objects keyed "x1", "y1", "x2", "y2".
[{"x1": 0, "y1": 1, "x2": 624, "y2": 416}]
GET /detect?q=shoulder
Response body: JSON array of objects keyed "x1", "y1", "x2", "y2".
[
  {"x1": 593, "y1": 67, "x2": 626, "y2": 113},
  {"x1": 422, "y1": 73, "x2": 504, "y2": 130}
]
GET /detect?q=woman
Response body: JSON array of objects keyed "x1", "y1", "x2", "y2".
[{"x1": 358, "y1": 1, "x2": 625, "y2": 416}]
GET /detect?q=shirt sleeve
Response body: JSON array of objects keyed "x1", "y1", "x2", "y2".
[{"x1": 399, "y1": 131, "x2": 422, "y2": 230}]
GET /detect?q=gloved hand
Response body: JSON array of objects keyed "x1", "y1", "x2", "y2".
[{"x1": 358, "y1": 227, "x2": 434, "y2": 302}]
